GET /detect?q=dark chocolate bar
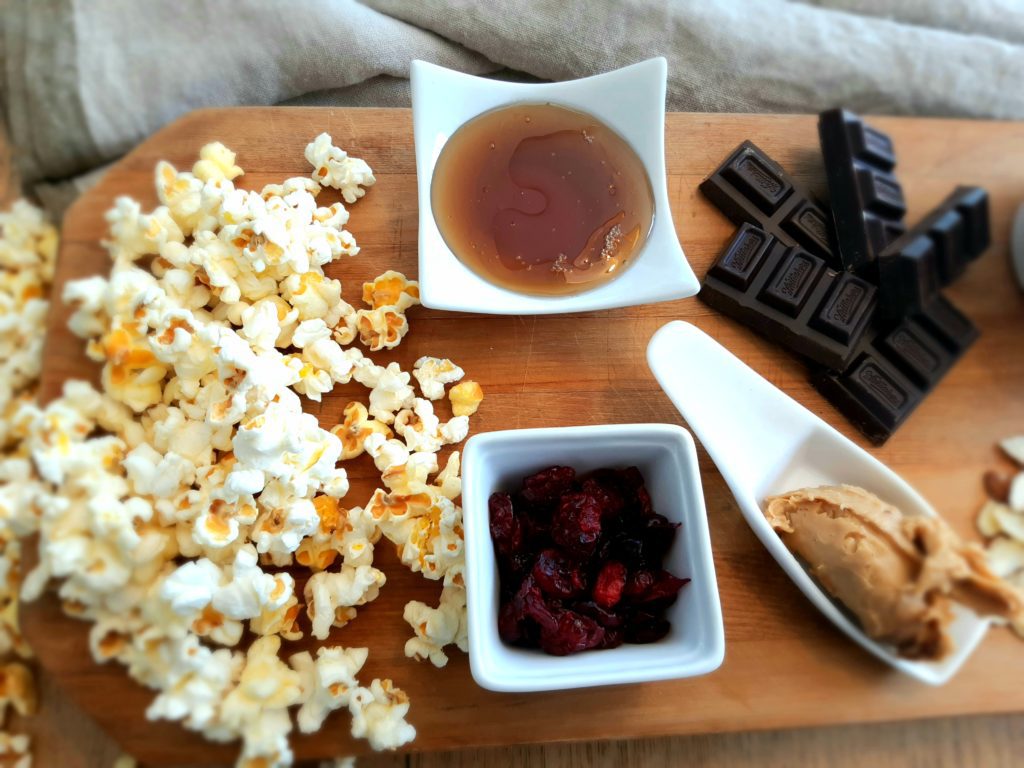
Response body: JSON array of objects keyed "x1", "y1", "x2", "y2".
[
  {"x1": 818, "y1": 109, "x2": 907, "y2": 274},
  {"x1": 810, "y1": 295, "x2": 977, "y2": 444},
  {"x1": 700, "y1": 223, "x2": 876, "y2": 370},
  {"x1": 699, "y1": 140, "x2": 840, "y2": 270},
  {"x1": 876, "y1": 186, "x2": 989, "y2": 319}
]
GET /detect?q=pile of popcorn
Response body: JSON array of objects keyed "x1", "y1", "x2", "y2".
[
  {"x1": 0, "y1": 200, "x2": 57, "y2": 767},
  {"x1": 2, "y1": 135, "x2": 483, "y2": 767}
]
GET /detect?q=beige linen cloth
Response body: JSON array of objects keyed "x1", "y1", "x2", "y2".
[{"x1": 3, "y1": 0, "x2": 1024, "y2": 212}]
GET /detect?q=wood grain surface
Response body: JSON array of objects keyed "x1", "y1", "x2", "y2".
[{"x1": 21, "y1": 108, "x2": 1024, "y2": 765}]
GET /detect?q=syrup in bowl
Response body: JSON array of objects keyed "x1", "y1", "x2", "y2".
[{"x1": 430, "y1": 102, "x2": 655, "y2": 296}]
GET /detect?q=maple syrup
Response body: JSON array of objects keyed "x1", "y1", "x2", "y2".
[{"x1": 430, "y1": 103, "x2": 654, "y2": 296}]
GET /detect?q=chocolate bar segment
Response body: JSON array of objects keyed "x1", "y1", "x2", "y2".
[
  {"x1": 877, "y1": 186, "x2": 990, "y2": 316},
  {"x1": 760, "y1": 249, "x2": 825, "y2": 317},
  {"x1": 700, "y1": 223, "x2": 875, "y2": 370},
  {"x1": 818, "y1": 109, "x2": 907, "y2": 274},
  {"x1": 810, "y1": 272, "x2": 877, "y2": 345},
  {"x1": 700, "y1": 141, "x2": 839, "y2": 269},
  {"x1": 918, "y1": 186, "x2": 989, "y2": 285},
  {"x1": 810, "y1": 297, "x2": 977, "y2": 444},
  {"x1": 812, "y1": 352, "x2": 921, "y2": 443},
  {"x1": 876, "y1": 234, "x2": 938, "y2": 321},
  {"x1": 914, "y1": 293, "x2": 979, "y2": 353}
]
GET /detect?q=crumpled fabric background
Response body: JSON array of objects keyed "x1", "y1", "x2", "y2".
[{"x1": 3, "y1": 0, "x2": 1024, "y2": 214}]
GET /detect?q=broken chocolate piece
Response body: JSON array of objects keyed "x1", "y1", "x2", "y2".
[
  {"x1": 700, "y1": 140, "x2": 839, "y2": 269},
  {"x1": 818, "y1": 109, "x2": 907, "y2": 274}
]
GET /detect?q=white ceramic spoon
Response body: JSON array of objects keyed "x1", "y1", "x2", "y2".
[{"x1": 646, "y1": 320, "x2": 990, "y2": 685}]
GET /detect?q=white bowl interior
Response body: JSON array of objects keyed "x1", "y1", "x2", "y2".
[
  {"x1": 462, "y1": 424, "x2": 724, "y2": 692},
  {"x1": 411, "y1": 58, "x2": 700, "y2": 314}
]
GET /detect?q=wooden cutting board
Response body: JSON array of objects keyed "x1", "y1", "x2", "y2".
[{"x1": 25, "y1": 108, "x2": 1024, "y2": 764}]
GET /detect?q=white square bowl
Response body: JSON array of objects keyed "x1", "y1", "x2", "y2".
[
  {"x1": 461, "y1": 423, "x2": 725, "y2": 692},
  {"x1": 410, "y1": 58, "x2": 700, "y2": 314}
]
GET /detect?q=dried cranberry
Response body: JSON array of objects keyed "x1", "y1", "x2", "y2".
[
  {"x1": 633, "y1": 484, "x2": 654, "y2": 517},
  {"x1": 592, "y1": 561, "x2": 627, "y2": 609},
  {"x1": 581, "y1": 476, "x2": 625, "y2": 519},
  {"x1": 610, "y1": 534, "x2": 645, "y2": 568},
  {"x1": 638, "y1": 514, "x2": 679, "y2": 562},
  {"x1": 539, "y1": 609, "x2": 606, "y2": 656},
  {"x1": 598, "y1": 626, "x2": 625, "y2": 649},
  {"x1": 573, "y1": 600, "x2": 625, "y2": 628},
  {"x1": 521, "y1": 466, "x2": 576, "y2": 505},
  {"x1": 532, "y1": 548, "x2": 586, "y2": 599},
  {"x1": 513, "y1": 575, "x2": 557, "y2": 632},
  {"x1": 624, "y1": 614, "x2": 671, "y2": 644},
  {"x1": 498, "y1": 601, "x2": 523, "y2": 643},
  {"x1": 496, "y1": 551, "x2": 533, "y2": 588},
  {"x1": 551, "y1": 492, "x2": 602, "y2": 558},
  {"x1": 622, "y1": 569, "x2": 656, "y2": 600},
  {"x1": 489, "y1": 492, "x2": 522, "y2": 556},
  {"x1": 613, "y1": 466, "x2": 645, "y2": 490},
  {"x1": 643, "y1": 570, "x2": 690, "y2": 603}
]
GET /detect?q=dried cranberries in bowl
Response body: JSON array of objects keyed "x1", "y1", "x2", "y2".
[{"x1": 489, "y1": 465, "x2": 690, "y2": 656}]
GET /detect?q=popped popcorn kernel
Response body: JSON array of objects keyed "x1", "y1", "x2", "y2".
[
  {"x1": 403, "y1": 584, "x2": 468, "y2": 668},
  {"x1": 356, "y1": 306, "x2": 409, "y2": 352},
  {"x1": 330, "y1": 402, "x2": 392, "y2": 460},
  {"x1": 361, "y1": 271, "x2": 419, "y2": 311},
  {"x1": 0, "y1": 662, "x2": 37, "y2": 720},
  {"x1": 449, "y1": 380, "x2": 484, "y2": 417},
  {"x1": 413, "y1": 356, "x2": 464, "y2": 401},
  {"x1": 348, "y1": 679, "x2": 415, "y2": 751},
  {"x1": 193, "y1": 142, "x2": 244, "y2": 183},
  {"x1": 304, "y1": 133, "x2": 376, "y2": 204}
]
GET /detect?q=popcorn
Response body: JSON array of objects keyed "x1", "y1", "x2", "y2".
[
  {"x1": 2, "y1": 135, "x2": 485, "y2": 765},
  {"x1": 413, "y1": 357, "x2": 464, "y2": 400},
  {"x1": 362, "y1": 271, "x2": 419, "y2": 312},
  {"x1": 220, "y1": 636, "x2": 303, "y2": 767},
  {"x1": 347, "y1": 679, "x2": 415, "y2": 751},
  {"x1": 305, "y1": 565, "x2": 386, "y2": 640},
  {"x1": 160, "y1": 558, "x2": 221, "y2": 615},
  {"x1": 291, "y1": 645, "x2": 367, "y2": 733},
  {"x1": 304, "y1": 133, "x2": 375, "y2": 204},
  {"x1": 449, "y1": 380, "x2": 484, "y2": 417},
  {"x1": 0, "y1": 732, "x2": 30, "y2": 767},
  {"x1": 213, "y1": 546, "x2": 294, "y2": 621},
  {"x1": 434, "y1": 452, "x2": 462, "y2": 501},
  {"x1": 362, "y1": 433, "x2": 410, "y2": 473},
  {"x1": 403, "y1": 584, "x2": 468, "y2": 668},
  {"x1": 104, "y1": 196, "x2": 184, "y2": 263},
  {"x1": 394, "y1": 399, "x2": 469, "y2": 454},
  {"x1": 356, "y1": 306, "x2": 410, "y2": 352},
  {"x1": 385, "y1": 494, "x2": 465, "y2": 584},
  {"x1": 0, "y1": 662, "x2": 37, "y2": 722},
  {"x1": 333, "y1": 504, "x2": 379, "y2": 568},
  {"x1": 146, "y1": 635, "x2": 243, "y2": 733},
  {"x1": 364, "y1": 363, "x2": 415, "y2": 424},
  {"x1": 192, "y1": 141, "x2": 244, "y2": 183},
  {"x1": 331, "y1": 402, "x2": 391, "y2": 460}
]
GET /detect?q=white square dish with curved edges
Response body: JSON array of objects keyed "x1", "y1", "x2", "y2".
[
  {"x1": 461, "y1": 423, "x2": 725, "y2": 693},
  {"x1": 410, "y1": 58, "x2": 700, "y2": 314}
]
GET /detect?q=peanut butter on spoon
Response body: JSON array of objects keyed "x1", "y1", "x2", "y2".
[{"x1": 764, "y1": 485, "x2": 1024, "y2": 660}]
